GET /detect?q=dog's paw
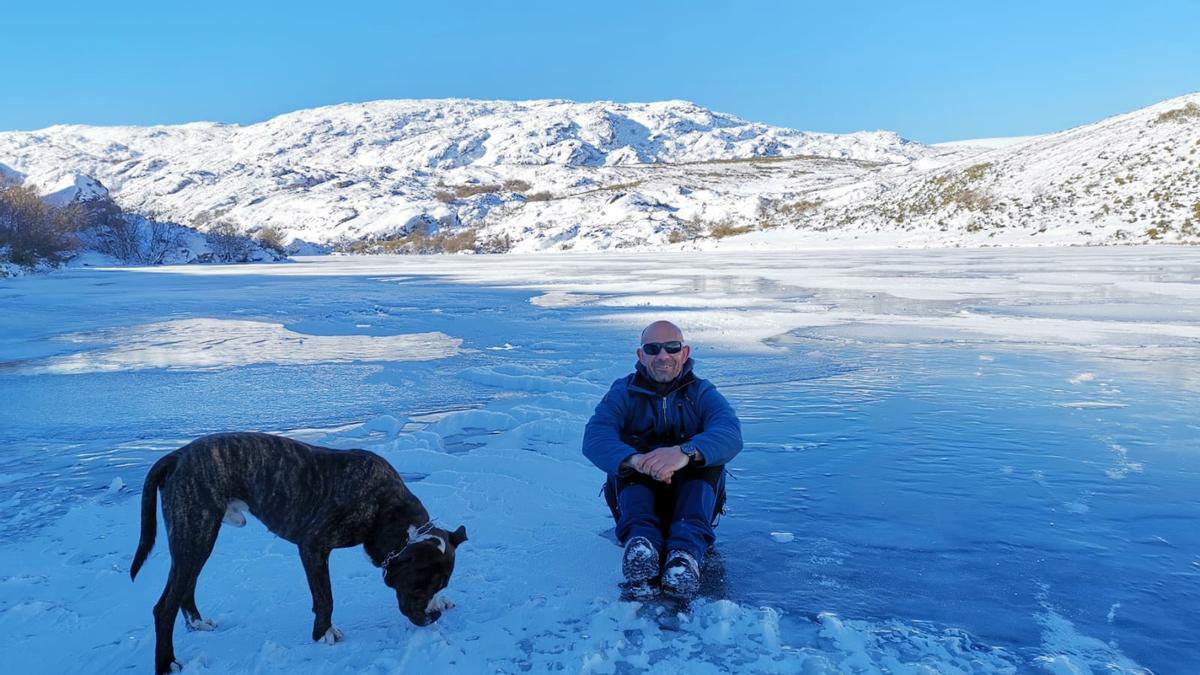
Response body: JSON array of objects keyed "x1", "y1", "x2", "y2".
[
  {"x1": 427, "y1": 594, "x2": 455, "y2": 612},
  {"x1": 318, "y1": 626, "x2": 344, "y2": 644},
  {"x1": 186, "y1": 617, "x2": 217, "y2": 632}
]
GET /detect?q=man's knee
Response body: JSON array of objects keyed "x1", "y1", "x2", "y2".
[
  {"x1": 676, "y1": 476, "x2": 717, "y2": 504},
  {"x1": 672, "y1": 475, "x2": 724, "y2": 525},
  {"x1": 616, "y1": 481, "x2": 660, "y2": 517}
]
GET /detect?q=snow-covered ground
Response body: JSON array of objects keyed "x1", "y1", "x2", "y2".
[{"x1": 1, "y1": 247, "x2": 1197, "y2": 673}]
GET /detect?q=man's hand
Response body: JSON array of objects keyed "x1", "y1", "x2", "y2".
[
  {"x1": 639, "y1": 445, "x2": 689, "y2": 483},
  {"x1": 625, "y1": 453, "x2": 647, "y2": 473}
]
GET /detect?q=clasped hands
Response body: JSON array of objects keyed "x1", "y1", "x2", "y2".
[{"x1": 628, "y1": 445, "x2": 689, "y2": 483}]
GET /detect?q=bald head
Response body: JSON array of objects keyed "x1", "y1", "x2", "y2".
[{"x1": 640, "y1": 320, "x2": 684, "y2": 345}]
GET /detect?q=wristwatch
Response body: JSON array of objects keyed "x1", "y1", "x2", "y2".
[{"x1": 681, "y1": 441, "x2": 701, "y2": 464}]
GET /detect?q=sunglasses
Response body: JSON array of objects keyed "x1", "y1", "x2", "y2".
[{"x1": 641, "y1": 341, "x2": 684, "y2": 356}]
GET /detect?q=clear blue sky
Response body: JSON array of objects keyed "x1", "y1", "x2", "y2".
[{"x1": 3, "y1": 1, "x2": 1198, "y2": 142}]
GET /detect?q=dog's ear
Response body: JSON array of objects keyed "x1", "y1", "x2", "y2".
[{"x1": 449, "y1": 525, "x2": 468, "y2": 547}]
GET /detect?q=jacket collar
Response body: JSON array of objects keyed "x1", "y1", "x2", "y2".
[{"x1": 630, "y1": 358, "x2": 696, "y2": 396}]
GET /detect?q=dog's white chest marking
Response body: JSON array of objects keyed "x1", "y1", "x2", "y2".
[{"x1": 222, "y1": 500, "x2": 249, "y2": 527}]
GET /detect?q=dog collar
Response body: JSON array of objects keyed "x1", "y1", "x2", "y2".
[{"x1": 380, "y1": 521, "x2": 440, "y2": 578}]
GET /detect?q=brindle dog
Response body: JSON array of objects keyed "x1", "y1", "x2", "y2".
[{"x1": 130, "y1": 432, "x2": 467, "y2": 674}]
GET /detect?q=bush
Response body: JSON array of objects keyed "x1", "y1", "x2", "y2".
[
  {"x1": 0, "y1": 185, "x2": 80, "y2": 263},
  {"x1": 476, "y1": 233, "x2": 512, "y2": 254},
  {"x1": 92, "y1": 217, "x2": 153, "y2": 263},
  {"x1": 451, "y1": 184, "x2": 501, "y2": 199},
  {"x1": 207, "y1": 220, "x2": 252, "y2": 262},
  {"x1": 254, "y1": 225, "x2": 287, "y2": 254},
  {"x1": 963, "y1": 162, "x2": 994, "y2": 182},
  {"x1": 668, "y1": 219, "x2": 705, "y2": 243},
  {"x1": 343, "y1": 224, "x2": 484, "y2": 254},
  {"x1": 440, "y1": 228, "x2": 478, "y2": 253},
  {"x1": 709, "y1": 221, "x2": 755, "y2": 239},
  {"x1": 759, "y1": 197, "x2": 823, "y2": 228},
  {"x1": 1152, "y1": 103, "x2": 1200, "y2": 125}
]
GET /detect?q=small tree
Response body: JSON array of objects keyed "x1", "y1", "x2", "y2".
[
  {"x1": 140, "y1": 219, "x2": 182, "y2": 264},
  {"x1": 93, "y1": 215, "x2": 142, "y2": 261},
  {"x1": 207, "y1": 220, "x2": 251, "y2": 262},
  {"x1": 254, "y1": 225, "x2": 287, "y2": 254},
  {"x1": 0, "y1": 185, "x2": 80, "y2": 264}
]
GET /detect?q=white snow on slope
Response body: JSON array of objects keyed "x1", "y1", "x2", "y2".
[
  {"x1": 3, "y1": 94, "x2": 1198, "y2": 258},
  {"x1": 0, "y1": 99, "x2": 946, "y2": 250},
  {"x1": 814, "y1": 92, "x2": 1200, "y2": 246}
]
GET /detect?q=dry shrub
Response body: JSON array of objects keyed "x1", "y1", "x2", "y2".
[
  {"x1": 207, "y1": 220, "x2": 252, "y2": 262},
  {"x1": 0, "y1": 185, "x2": 80, "y2": 264},
  {"x1": 254, "y1": 225, "x2": 287, "y2": 254},
  {"x1": 709, "y1": 221, "x2": 755, "y2": 238}
]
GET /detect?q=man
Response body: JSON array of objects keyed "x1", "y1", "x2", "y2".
[{"x1": 583, "y1": 320, "x2": 743, "y2": 597}]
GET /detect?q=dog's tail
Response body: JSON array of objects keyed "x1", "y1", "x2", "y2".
[{"x1": 130, "y1": 452, "x2": 178, "y2": 581}]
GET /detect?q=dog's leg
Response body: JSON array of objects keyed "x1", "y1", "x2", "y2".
[
  {"x1": 154, "y1": 507, "x2": 221, "y2": 673},
  {"x1": 152, "y1": 564, "x2": 187, "y2": 674},
  {"x1": 299, "y1": 544, "x2": 342, "y2": 643},
  {"x1": 181, "y1": 517, "x2": 222, "y2": 632}
]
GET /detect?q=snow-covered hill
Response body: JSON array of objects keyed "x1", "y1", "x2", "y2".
[
  {"x1": 797, "y1": 93, "x2": 1200, "y2": 247},
  {"x1": 2, "y1": 95, "x2": 1197, "y2": 253},
  {"x1": 0, "y1": 100, "x2": 944, "y2": 252}
]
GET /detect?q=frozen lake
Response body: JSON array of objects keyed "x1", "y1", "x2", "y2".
[{"x1": 1, "y1": 247, "x2": 1197, "y2": 673}]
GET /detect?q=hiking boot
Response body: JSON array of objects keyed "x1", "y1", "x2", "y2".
[
  {"x1": 622, "y1": 536, "x2": 661, "y2": 583},
  {"x1": 661, "y1": 549, "x2": 700, "y2": 597}
]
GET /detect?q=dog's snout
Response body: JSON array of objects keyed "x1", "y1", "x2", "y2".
[{"x1": 404, "y1": 609, "x2": 439, "y2": 627}]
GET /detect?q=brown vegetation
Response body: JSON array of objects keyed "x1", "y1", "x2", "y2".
[
  {"x1": 0, "y1": 185, "x2": 81, "y2": 265},
  {"x1": 1152, "y1": 103, "x2": 1200, "y2": 125},
  {"x1": 254, "y1": 225, "x2": 288, "y2": 254},
  {"x1": 343, "y1": 224, "x2": 490, "y2": 254},
  {"x1": 709, "y1": 221, "x2": 755, "y2": 238}
]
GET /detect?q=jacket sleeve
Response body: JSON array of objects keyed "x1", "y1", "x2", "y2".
[
  {"x1": 689, "y1": 384, "x2": 743, "y2": 467},
  {"x1": 582, "y1": 380, "x2": 639, "y2": 475}
]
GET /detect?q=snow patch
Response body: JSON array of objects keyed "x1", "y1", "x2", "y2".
[{"x1": 19, "y1": 319, "x2": 460, "y2": 374}]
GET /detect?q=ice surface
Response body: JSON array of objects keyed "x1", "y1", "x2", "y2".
[{"x1": 0, "y1": 247, "x2": 1195, "y2": 673}]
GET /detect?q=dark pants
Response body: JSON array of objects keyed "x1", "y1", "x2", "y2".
[{"x1": 604, "y1": 464, "x2": 725, "y2": 565}]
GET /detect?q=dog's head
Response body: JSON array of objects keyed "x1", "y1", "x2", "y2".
[{"x1": 382, "y1": 524, "x2": 468, "y2": 626}]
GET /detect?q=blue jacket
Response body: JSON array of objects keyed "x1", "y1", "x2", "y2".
[{"x1": 583, "y1": 359, "x2": 743, "y2": 476}]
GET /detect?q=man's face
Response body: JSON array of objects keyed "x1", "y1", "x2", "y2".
[{"x1": 637, "y1": 325, "x2": 690, "y2": 383}]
